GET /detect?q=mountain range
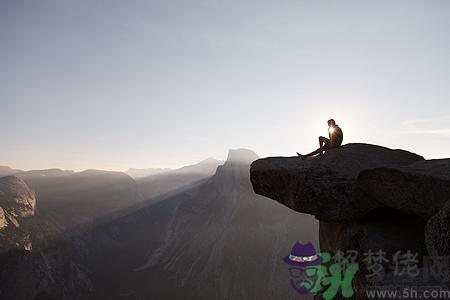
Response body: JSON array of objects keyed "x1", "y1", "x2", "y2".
[
  {"x1": 135, "y1": 157, "x2": 223, "y2": 200},
  {"x1": 0, "y1": 149, "x2": 318, "y2": 300},
  {"x1": 125, "y1": 167, "x2": 171, "y2": 178}
]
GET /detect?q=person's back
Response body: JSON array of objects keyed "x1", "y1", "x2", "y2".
[{"x1": 329, "y1": 124, "x2": 343, "y2": 148}]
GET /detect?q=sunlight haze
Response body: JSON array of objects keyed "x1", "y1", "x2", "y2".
[{"x1": 2, "y1": 0, "x2": 450, "y2": 170}]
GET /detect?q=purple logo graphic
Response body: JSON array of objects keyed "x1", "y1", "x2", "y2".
[
  {"x1": 283, "y1": 242, "x2": 322, "y2": 294},
  {"x1": 283, "y1": 242, "x2": 359, "y2": 299}
]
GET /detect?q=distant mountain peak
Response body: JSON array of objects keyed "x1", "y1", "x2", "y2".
[
  {"x1": 125, "y1": 168, "x2": 172, "y2": 179},
  {"x1": 0, "y1": 166, "x2": 24, "y2": 178},
  {"x1": 211, "y1": 149, "x2": 259, "y2": 189},
  {"x1": 225, "y1": 149, "x2": 259, "y2": 165},
  {"x1": 197, "y1": 157, "x2": 222, "y2": 165},
  {"x1": 0, "y1": 166, "x2": 14, "y2": 172}
]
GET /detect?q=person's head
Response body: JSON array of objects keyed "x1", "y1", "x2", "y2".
[{"x1": 327, "y1": 119, "x2": 336, "y2": 127}]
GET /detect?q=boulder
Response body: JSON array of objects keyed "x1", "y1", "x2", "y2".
[
  {"x1": 358, "y1": 159, "x2": 450, "y2": 218},
  {"x1": 250, "y1": 143, "x2": 424, "y2": 222},
  {"x1": 0, "y1": 176, "x2": 36, "y2": 219}
]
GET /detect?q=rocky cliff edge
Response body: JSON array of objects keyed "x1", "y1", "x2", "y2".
[{"x1": 250, "y1": 143, "x2": 450, "y2": 259}]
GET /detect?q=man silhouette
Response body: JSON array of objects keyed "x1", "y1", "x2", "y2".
[{"x1": 297, "y1": 119, "x2": 343, "y2": 159}]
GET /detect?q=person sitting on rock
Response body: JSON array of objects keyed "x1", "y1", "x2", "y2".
[{"x1": 297, "y1": 119, "x2": 343, "y2": 159}]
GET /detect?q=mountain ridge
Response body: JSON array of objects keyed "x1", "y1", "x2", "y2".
[{"x1": 0, "y1": 148, "x2": 318, "y2": 300}]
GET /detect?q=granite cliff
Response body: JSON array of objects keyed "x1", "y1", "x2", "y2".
[
  {"x1": 250, "y1": 143, "x2": 450, "y2": 292},
  {"x1": 0, "y1": 176, "x2": 36, "y2": 252}
]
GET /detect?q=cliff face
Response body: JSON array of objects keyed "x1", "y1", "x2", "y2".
[
  {"x1": 250, "y1": 143, "x2": 450, "y2": 289},
  {"x1": 0, "y1": 176, "x2": 36, "y2": 252},
  {"x1": 77, "y1": 148, "x2": 317, "y2": 300}
]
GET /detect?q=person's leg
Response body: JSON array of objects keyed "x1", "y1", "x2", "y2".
[
  {"x1": 302, "y1": 147, "x2": 324, "y2": 158},
  {"x1": 319, "y1": 136, "x2": 330, "y2": 155},
  {"x1": 300, "y1": 137, "x2": 327, "y2": 157},
  {"x1": 318, "y1": 136, "x2": 326, "y2": 148},
  {"x1": 299, "y1": 137, "x2": 329, "y2": 158},
  {"x1": 297, "y1": 136, "x2": 330, "y2": 159}
]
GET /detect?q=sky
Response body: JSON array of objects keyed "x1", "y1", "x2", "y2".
[{"x1": 1, "y1": 0, "x2": 450, "y2": 171}]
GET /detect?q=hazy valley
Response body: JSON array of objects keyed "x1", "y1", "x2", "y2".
[{"x1": 0, "y1": 149, "x2": 318, "y2": 300}]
